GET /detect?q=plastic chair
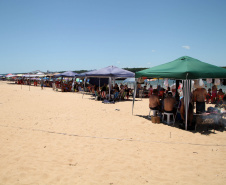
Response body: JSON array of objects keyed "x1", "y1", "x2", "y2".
[
  {"x1": 148, "y1": 109, "x2": 159, "y2": 119},
  {"x1": 162, "y1": 112, "x2": 175, "y2": 125}
]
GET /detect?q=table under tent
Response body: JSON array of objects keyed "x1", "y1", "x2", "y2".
[{"x1": 133, "y1": 56, "x2": 226, "y2": 130}]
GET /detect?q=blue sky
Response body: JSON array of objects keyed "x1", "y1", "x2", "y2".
[{"x1": 0, "y1": 0, "x2": 226, "y2": 74}]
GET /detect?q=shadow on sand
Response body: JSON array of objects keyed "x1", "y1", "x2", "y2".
[{"x1": 135, "y1": 114, "x2": 225, "y2": 135}]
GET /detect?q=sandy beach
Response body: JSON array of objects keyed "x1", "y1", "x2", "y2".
[{"x1": 0, "y1": 81, "x2": 226, "y2": 185}]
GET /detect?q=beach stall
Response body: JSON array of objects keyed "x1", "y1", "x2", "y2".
[{"x1": 134, "y1": 56, "x2": 226, "y2": 130}]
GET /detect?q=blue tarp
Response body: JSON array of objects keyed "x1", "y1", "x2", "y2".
[
  {"x1": 85, "y1": 66, "x2": 135, "y2": 78},
  {"x1": 54, "y1": 71, "x2": 78, "y2": 77}
]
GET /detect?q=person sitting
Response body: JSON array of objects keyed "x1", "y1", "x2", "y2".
[
  {"x1": 114, "y1": 83, "x2": 120, "y2": 92},
  {"x1": 136, "y1": 84, "x2": 142, "y2": 98},
  {"x1": 193, "y1": 87, "x2": 207, "y2": 114},
  {"x1": 166, "y1": 87, "x2": 170, "y2": 94},
  {"x1": 217, "y1": 89, "x2": 225, "y2": 104},
  {"x1": 148, "y1": 85, "x2": 153, "y2": 97},
  {"x1": 149, "y1": 89, "x2": 160, "y2": 111},
  {"x1": 113, "y1": 88, "x2": 120, "y2": 100},
  {"x1": 124, "y1": 85, "x2": 130, "y2": 99},
  {"x1": 158, "y1": 88, "x2": 165, "y2": 100},
  {"x1": 119, "y1": 85, "x2": 125, "y2": 100},
  {"x1": 206, "y1": 88, "x2": 211, "y2": 104},
  {"x1": 211, "y1": 85, "x2": 217, "y2": 103},
  {"x1": 101, "y1": 84, "x2": 107, "y2": 99},
  {"x1": 163, "y1": 92, "x2": 176, "y2": 114}
]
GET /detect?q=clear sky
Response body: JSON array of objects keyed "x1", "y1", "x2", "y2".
[{"x1": 0, "y1": 0, "x2": 226, "y2": 74}]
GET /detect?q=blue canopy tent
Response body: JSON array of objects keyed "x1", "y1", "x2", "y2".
[
  {"x1": 54, "y1": 71, "x2": 79, "y2": 91},
  {"x1": 54, "y1": 71, "x2": 78, "y2": 77},
  {"x1": 85, "y1": 66, "x2": 135, "y2": 99},
  {"x1": 85, "y1": 66, "x2": 135, "y2": 78}
]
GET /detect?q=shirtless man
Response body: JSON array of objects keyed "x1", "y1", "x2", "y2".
[
  {"x1": 163, "y1": 92, "x2": 176, "y2": 113},
  {"x1": 193, "y1": 87, "x2": 207, "y2": 113},
  {"x1": 149, "y1": 89, "x2": 160, "y2": 110}
]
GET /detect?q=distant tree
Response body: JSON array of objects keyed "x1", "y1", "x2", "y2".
[{"x1": 73, "y1": 70, "x2": 89, "y2": 74}]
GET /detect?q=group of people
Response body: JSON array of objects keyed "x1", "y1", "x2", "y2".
[
  {"x1": 149, "y1": 85, "x2": 226, "y2": 127},
  {"x1": 206, "y1": 85, "x2": 225, "y2": 104},
  {"x1": 92, "y1": 83, "x2": 132, "y2": 100}
]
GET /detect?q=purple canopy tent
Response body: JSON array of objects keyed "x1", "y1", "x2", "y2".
[
  {"x1": 85, "y1": 66, "x2": 135, "y2": 78},
  {"x1": 54, "y1": 71, "x2": 79, "y2": 92},
  {"x1": 85, "y1": 66, "x2": 135, "y2": 99},
  {"x1": 54, "y1": 71, "x2": 78, "y2": 77}
]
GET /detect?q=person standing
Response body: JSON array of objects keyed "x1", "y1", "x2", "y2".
[
  {"x1": 41, "y1": 78, "x2": 44, "y2": 90},
  {"x1": 211, "y1": 85, "x2": 217, "y2": 103},
  {"x1": 193, "y1": 87, "x2": 207, "y2": 113}
]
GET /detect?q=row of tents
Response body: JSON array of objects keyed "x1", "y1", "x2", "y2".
[
  {"x1": 4, "y1": 55, "x2": 226, "y2": 80},
  {"x1": 72, "y1": 56, "x2": 226, "y2": 131},
  {"x1": 2, "y1": 56, "x2": 226, "y2": 130}
]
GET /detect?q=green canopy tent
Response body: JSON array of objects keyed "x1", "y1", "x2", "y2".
[
  {"x1": 136, "y1": 56, "x2": 226, "y2": 79},
  {"x1": 134, "y1": 56, "x2": 226, "y2": 130}
]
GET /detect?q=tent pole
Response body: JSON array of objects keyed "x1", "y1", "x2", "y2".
[
  {"x1": 132, "y1": 78, "x2": 137, "y2": 115},
  {"x1": 21, "y1": 77, "x2": 23, "y2": 90},
  {"x1": 109, "y1": 77, "x2": 111, "y2": 100},
  {"x1": 184, "y1": 73, "x2": 190, "y2": 131},
  {"x1": 82, "y1": 77, "x2": 86, "y2": 99}
]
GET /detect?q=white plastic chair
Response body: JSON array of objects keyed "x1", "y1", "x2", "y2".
[
  {"x1": 148, "y1": 109, "x2": 159, "y2": 119},
  {"x1": 162, "y1": 112, "x2": 175, "y2": 125}
]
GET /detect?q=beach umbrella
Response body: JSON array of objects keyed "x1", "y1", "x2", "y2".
[{"x1": 6, "y1": 73, "x2": 14, "y2": 78}]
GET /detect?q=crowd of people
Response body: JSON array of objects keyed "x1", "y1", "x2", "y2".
[
  {"x1": 52, "y1": 80, "x2": 133, "y2": 101},
  {"x1": 148, "y1": 84, "x2": 226, "y2": 128}
]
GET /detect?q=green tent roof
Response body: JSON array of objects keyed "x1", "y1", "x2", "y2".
[{"x1": 136, "y1": 56, "x2": 226, "y2": 79}]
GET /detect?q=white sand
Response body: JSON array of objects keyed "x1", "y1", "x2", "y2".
[{"x1": 0, "y1": 81, "x2": 226, "y2": 185}]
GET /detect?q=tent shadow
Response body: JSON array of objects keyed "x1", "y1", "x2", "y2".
[
  {"x1": 135, "y1": 114, "x2": 223, "y2": 135},
  {"x1": 7, "y1": 82, "x2": 17, "y2": 85},
  {"x1": 135, "y1": 114, "x2": 150, "y2": 121}
]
